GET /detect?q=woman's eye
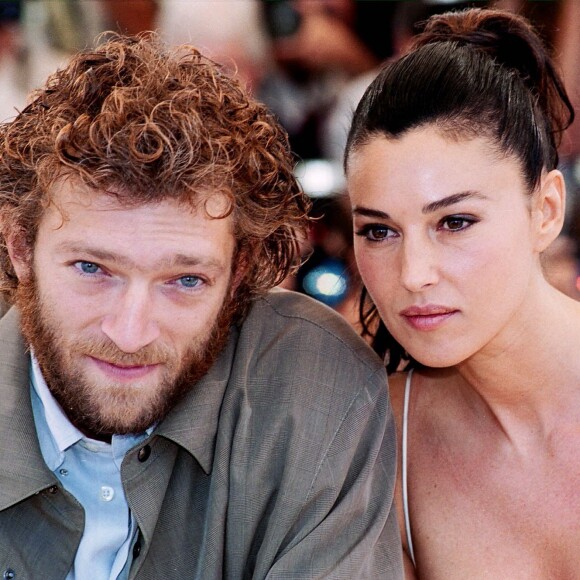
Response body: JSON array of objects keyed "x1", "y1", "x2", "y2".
[
  {"x1": 440, "y1": 216, "x2": 475, "y2": 232},
  {"x1": 356, "y1": 224, "x2": 395, "y2": 242},
  {"x1": 75, "y1": 261, "x2": 101, "y2": 275}
]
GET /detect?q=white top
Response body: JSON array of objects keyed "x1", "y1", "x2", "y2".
[{"x1": 402, "y1": 369, "x2": 416, "y2": 567}]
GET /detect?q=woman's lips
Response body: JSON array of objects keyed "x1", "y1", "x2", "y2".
[{"x1": 400, "y1": 305, "x2": 458, "y2": 331}]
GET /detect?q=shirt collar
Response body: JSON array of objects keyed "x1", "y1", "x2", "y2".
[
  {"x1": 30, "y1": 353, "x2": 156, "y2": 469},
  {"x1": 30, "y1": 353, "x2": 84, "y2": 458}
]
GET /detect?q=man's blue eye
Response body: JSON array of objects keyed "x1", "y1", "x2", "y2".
[
  {"x1": 78, "y1": 262, "x2": 100, "y2": 274},
  {"x1": 179, "y1": 276, "x2": 201, "y2": 288}
]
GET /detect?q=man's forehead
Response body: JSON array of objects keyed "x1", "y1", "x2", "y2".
[{"x1": 44, "y1": 174, "x2": 233, "y2": 223}]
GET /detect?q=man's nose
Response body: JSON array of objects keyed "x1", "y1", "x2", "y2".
[
  {"x1": 400, "y1": 236, "x2": 439, "y2": 293},
  {"x1": 100, "y1": 283, "x2": 160, "y2": 353}
]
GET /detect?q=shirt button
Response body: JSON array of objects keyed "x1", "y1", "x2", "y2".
[
  {"x1": 100, "y1": 486, "x2": 115, "y2": 502},
  {"x1": 47, "y1": 485, "x2": 58, "y2": 495},
  {"x1": 59, "y1": 468, "x2": 69, "y2": 476},
  {"x1": 138, "y1": 445, "x2": 151, "y2": 462},
  {"x1": 3, "y1": 569, "x2": 15, "y2": 579}
]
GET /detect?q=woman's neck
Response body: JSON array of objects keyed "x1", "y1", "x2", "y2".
[{"x1": 454, "y1": 279, "x2": 580, "y2": 449}]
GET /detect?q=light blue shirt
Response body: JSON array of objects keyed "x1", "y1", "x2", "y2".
[{"x1": 30, "y1": 355, "x2": 150, "y2": 580}]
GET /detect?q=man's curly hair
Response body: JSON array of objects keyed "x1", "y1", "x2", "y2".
[{"x1": 0, "y1": 32, "x2": 310, "y2": 318}]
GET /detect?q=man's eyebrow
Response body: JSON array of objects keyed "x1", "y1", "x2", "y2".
[
  {"x1": 160, "y1": 253, "x2": 226, "y2": 271},
  {"x1": 422, "y1": 191, "x2": 487, "y2": 214},
  {"x1": 54, "y1": 243, "x2": 226, "y2": 271}
]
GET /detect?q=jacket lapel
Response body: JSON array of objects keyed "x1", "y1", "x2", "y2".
[{"x1": 0, "y1": 308, "x2": 57, "y2": 511}]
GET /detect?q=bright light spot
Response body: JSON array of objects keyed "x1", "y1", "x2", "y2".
[
  {"x1": 315, "y1": 272, "x2": 347, "y2": 296},
  {"x1": 295, "y1": 160, "x2": 345, "y2": 198},
  {"x1": 302, "y1": 259, "x2": 349, "y2": 306}
]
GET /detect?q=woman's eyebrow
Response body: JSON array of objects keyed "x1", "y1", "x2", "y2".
[
  {"x1": 422, "y1": 191, "x2": 487, "y2": 214},
  {"x1": 352, "y1": 191, "x2": 487, "y2": 219},
  {"x1": 352, "y1": 206, "x2": 390, "y2": 219}
]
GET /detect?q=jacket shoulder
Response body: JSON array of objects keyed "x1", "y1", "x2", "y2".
[
  {"x1": 252, "y1": 290, "x2": 381, "y2": 364},
  {"x1": 238, "y1": 290, "x2": 386, "y2": 394}
]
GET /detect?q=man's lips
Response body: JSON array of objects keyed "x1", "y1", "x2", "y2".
[
  {"x1": 399, "y1": 305, "x2": 458, "y2": 331},
  {"x1": 88, "y1": 356, "x2": 161, "y2": 380}
]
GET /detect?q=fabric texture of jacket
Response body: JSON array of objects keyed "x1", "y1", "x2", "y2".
[{"x1": 0, "y1": 289, "x2": 402, "y2": 579}]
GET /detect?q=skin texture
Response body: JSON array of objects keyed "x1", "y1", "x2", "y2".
[
  {"x1": 350, "y1": 130, "x2": 546, "y2": 369},
  {"x1": 8, "y1": 177, "x2": 238, "y2": 439},
  {"x1": 348, "y1": 126, "x2": 580, "y2": 579}
]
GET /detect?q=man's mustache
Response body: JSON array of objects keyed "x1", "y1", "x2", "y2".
[{"x1": 76, "y1": 338, "x2": 173, "y2": 367}]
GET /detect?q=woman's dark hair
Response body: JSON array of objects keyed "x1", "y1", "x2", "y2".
[{"x1": 345, "y1": 8, "x2": 575, "y2": 372}]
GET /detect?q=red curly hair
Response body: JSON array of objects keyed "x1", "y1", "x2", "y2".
[{"x1": 0, "y1": 32, "x2": 310, "y2": 318}]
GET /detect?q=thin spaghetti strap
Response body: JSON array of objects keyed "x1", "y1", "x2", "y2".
[{"x1": 402, "y1": 368, "x2": 416, "y2": 567}]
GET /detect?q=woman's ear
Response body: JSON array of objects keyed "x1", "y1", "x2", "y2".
[{"x1": 532, "y1": 169, "x2": 566, "y2": 253}]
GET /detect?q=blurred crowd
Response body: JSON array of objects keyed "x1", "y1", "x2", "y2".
[{"x1": 1, "y1": 0, "x2": 579, "y2": 323}]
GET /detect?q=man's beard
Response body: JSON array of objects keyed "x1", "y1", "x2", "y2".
[{"x1": 15, "y1": 274, "x2": 237, "y2": 439}]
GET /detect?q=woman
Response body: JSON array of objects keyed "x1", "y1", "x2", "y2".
[{"x1": 344, "y1": 8, "x2": 578, "y2": 579}]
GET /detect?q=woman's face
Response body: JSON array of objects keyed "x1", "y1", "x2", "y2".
[{"x1": 347, "y1": 126, "x2": 544, "y2": 367}]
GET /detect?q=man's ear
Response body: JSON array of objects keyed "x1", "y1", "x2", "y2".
[
  {"x1": 230, "y1": 249, "x2": 249, "y2": 299},
  {"x1": 532, "y1": 169, "x2": 566, "y2": 253},
  {"x1": 5, "y1": 228, "x2": 33, "y2": 281}
]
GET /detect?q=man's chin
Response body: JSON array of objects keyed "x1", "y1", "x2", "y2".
[{"x1": 67, "y1": 380, "x2": 173, "y2": 437}]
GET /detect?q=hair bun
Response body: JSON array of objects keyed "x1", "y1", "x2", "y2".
[
  {"x1": 414, "y1": 9, "x2": 546, "y2": 89},
  {"x1": 412, "y1": 7, "x2": 573, "y2": 138}
]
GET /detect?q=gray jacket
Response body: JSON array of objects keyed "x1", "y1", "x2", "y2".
[{"x1": 0, "y1": 290, "x2": 402, "y2": 579}]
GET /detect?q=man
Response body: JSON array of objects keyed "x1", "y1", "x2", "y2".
[{"x1": 0, "y1": 33, "x2": 401, "y2": 578}]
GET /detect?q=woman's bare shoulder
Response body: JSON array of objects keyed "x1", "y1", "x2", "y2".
[
  {"x1": 389, "y1": 367, "x2": 448, "y2": 404},
  {"x1": 389, "y1": 367, "x2": 463, "y2": 434}
]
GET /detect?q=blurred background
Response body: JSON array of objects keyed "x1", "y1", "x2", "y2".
[{"x1": 1, "y1": 0, "x2": 579, "y2": 327}]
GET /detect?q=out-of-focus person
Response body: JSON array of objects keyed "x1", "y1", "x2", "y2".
[
  {"x1": 156, "y1": 0, "x2": 268, "y2": 91},
  {"x1": 0, "y1": 1, "x2": 26, "y2": 122},
  {"x1": 259, "y1": 0, "x2": 395, "y2": 160}
]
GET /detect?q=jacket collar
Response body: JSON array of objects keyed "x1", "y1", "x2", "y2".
[
  {"x1": 155, "y1": 324, "x2": 238, "y2": 474},
  {"x1": 0, "y1": 308, "x2": 58, "y2": 511}
]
